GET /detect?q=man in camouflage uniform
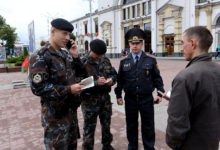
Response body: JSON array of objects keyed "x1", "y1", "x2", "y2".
[
  {"x1": 81, "y1": 39, "x2": 117, "y2": 150},
  {"x1": 29, "y1": 18, "x2": 84, "y2": 150}
]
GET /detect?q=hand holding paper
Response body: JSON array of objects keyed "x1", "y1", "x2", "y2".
[
  {"x1": 157, "y1": 88, "x2": 172, "y2": 101},
  {"x1": 79, "y1": 76, "x2": 95, "y2": 90}
]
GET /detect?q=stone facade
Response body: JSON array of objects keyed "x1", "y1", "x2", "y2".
[{"x1": 70, "y1": 0, "x2": 220, "y2": 57}]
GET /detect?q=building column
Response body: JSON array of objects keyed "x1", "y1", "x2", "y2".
[
  {"x1": 206, "y1": 7, "x2": 213, "y2": 52},
  {"x1": 158, "y1": 17, "x2": 164, "y2": 53},
  {"x1": 174, "y1": 16, "x2": 182, "y2": 54},
  {"x1": 206, "y1": 7, "x2": 212, "y2": 31},
  {"x1": 195, "y1": 9, "x2": 200, "y2": 26}
]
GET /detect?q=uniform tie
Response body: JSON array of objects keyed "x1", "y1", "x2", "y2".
[{"x1": 135, "y1": 55, "x2": 139, "y2": 65}]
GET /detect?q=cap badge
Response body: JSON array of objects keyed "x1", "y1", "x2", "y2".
[{"x1": 132, "y1": 36, "x2": 138, "y2": 40}]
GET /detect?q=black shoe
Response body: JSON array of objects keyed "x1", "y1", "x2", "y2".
[{"x1": 102, "y1": 145, "x2": 115, "y2": 150}]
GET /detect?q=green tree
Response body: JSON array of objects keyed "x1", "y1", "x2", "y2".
[
  {"x1": 70, "y1": 33, "x2": 76, "y2": 40},
  {"x1": 23, "y1": 47, "x2": 29, "y2": 58},
  {"x1": 0, "y1": 24, "x2": 17, "y2": 56},
  {"x1": 0, "y1": 15, "x2": 17, "y2": 57},
  {"x1": 40, "y1": 40, "x2": 46, "y2": 46}
]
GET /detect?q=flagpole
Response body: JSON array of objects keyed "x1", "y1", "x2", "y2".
[{"x1": 89, "y1": 0, "x2": 93, "y2": 40}]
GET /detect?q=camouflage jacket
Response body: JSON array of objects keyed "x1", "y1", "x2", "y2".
[
  {"x1": 81, "y1": 55, "x2": 117, "y2": 95},
  {"x1": 29, "y1": 43, "x2": 84, "y2": 118}
]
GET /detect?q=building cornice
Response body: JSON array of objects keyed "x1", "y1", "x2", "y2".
[
  {"x1": 121, "y1": 15, "x2": 151, "y2": 25},
  {"x1": 70, "y1": 5, "x2": 122, "y2": 23},
  {"x1": 195, "y1": 1, "x2": 220, "y2": 9}
]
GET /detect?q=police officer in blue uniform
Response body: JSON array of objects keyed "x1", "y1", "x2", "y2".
[{"x1": 114, "y1": 28, "x2": 165, "y2": 150}]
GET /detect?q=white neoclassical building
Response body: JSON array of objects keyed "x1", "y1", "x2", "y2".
[{"x1": 71, "y1": 0, "x2": 220, "y2": 57}]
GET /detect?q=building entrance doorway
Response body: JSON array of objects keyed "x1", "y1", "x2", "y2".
[
  {"x1": 165, "y1": 35, "x2": 174, "y2": 56},
  {"x1": 144, "y1": 30, "x2": 151, "y2": 53},
  {"x1": 85, "y1": 41, "x2": 89, "y2": 54}
]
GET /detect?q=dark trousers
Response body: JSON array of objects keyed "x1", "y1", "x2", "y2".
[
  {"x1": 125, "y1": 94, "x2": 155, "y2": 150},
  {"x1": 215, "y1": 52, "x2": 220, "y2": 59},
  {"x1": 81, "y1": 94, "x2": 113, "y2": 150}
]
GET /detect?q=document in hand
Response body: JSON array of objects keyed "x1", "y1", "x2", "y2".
[
  {"x1": 80, "y1": 76, "x2": 94, "y2": 90},
  {"x1": 104, "y1": 78, "x2": 112, "y2": 84}
]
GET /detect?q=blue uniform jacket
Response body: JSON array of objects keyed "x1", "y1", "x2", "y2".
[{"x1": 115, "y1": 52, "x2": 165, "y2": 99}]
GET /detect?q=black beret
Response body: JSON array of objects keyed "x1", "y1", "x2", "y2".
[
  {"x1": 125, "y1": 28, "x2": 146, "y2": 43},
  {"x1": 51, "y1": 18, "x2": 74, "y2": 32},
  {"x1": 90, "y1": 39, "x2": 107, "y2": 55}
]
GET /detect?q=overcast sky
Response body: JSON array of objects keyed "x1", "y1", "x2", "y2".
[{"x1": 0, "y1": 0, "x2": 98, "y2": 44}]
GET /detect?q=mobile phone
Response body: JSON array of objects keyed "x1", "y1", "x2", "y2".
[{"x1": 66, "y1": 40, "x2": 72, "y2": 49}]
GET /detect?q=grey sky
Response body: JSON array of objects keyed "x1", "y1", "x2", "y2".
[{"x1": 0, "y1": 0, "x2": 98, "y2": 44}]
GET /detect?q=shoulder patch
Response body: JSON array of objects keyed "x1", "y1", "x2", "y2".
[
  {"x1": 146, "y1": 53, "x2": 156, "y2": 59},
  {"x1": 121, "y1": 55, "x2": 128, "y2": 61},
  {"x1": 32, "y1": 73, "x2": 43, "y2": 84}
]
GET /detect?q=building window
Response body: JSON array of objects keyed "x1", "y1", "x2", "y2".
[
  {"x1": 85, "y1": 24, "x2": 88, "y2": 34},
  {"x1": 95, "y1": 21, "x2": 98, "y2": 33},
  {"x1": 198, "y1": 0, "x2": 207, "y2": 3},
  {"x1": 134, "y1": 25, "x2": 140, "y2": 28},
  {"x1": 123, "y1": 9, "x2": 126, "y2": 20},
  {"x1": 106, "y1": 39, "x2": 109, "y2": 46},
  {"x1": 127, "y1": 7, "x2": 130, "y2": 19},
  {"x1": 132, "y1": 6, "x2": 136, "y2": 18},
  {"x1": 76, "y1": 24, "x2": 77, "y2": 29},
  {"x1": 148, "y1": 1, "x2": 151, "y2": 14},
  {"x1": 137, "y1": 4, "x2": 140, "y2": 17},
  {"x1": 143, "y1": 2, "x2": 146, "y2": 16},
  {"x1": 124, "y1": 26, "x2": 130, "y2": 35},
  {"x1": 216, "y1": 17, "x2": 220, "y2": 25},
  {"x1": 123, "y1": 0, "x2": 136, "y2": 4},
  {"x1": 144, "y1": 23, "x2": 151, "y2": 31}
]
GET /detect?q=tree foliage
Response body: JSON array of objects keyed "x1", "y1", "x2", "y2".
[
  {"x1": 40, "y1": 40, "x2": 46, "y2": 46},
  {"x1": 23, "y1": 47, "x2": 29, "y2": 58},
  {"x1": 70, "y1": 33, "x2": 76, "y2": 41},
  {"x1": 0, "y1": 15, "x2": 17, "y2": 55}
]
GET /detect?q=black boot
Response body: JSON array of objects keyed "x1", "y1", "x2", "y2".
[{"x1": 102, "y1": 145, "x2": 115, "y2": 150}]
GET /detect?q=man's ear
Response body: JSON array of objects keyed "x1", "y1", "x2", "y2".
[
  {"x1": 51, "y1": 27, "x2": 55, "y2": 35},
  {"x1": 191, "y1": 39, "x2": 198, "y2": 50}
]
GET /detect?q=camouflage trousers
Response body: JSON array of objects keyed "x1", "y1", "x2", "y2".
[
  {"x1": 81, "y1": 93, "x2": 113, "y2": 150},
  {"x1": 41, "y1": 104, "x2": 79, "y2": 150}
]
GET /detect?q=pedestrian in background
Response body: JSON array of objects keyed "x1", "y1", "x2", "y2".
[
  {"x1": 166, "y1": 26, "x2": 220, "y2": 150},
  {"x1": 29, "y1": 18, "x2": 84, "y2": 150},
  {"x1": 81, "y1": 39, "x2": 117, "y2": 150},
  {"x1": 115, "y1": 28, "x2": 165, "y2": 150},
  {"x1": 215, "y1": 45, "x2": 220, "y2": 59}
]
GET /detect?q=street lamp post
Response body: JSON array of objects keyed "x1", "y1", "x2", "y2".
[{"x1": 89, "y1": 0, "x2": 93, "y2": 41}]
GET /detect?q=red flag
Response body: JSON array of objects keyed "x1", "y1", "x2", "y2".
[{"x1": 21, "y1": 56, "x2": 29, "y2": 73}]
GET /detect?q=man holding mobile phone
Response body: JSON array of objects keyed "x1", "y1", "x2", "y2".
[{"x1": 29, "y1": 18, "x2": 84, "y2": 150}]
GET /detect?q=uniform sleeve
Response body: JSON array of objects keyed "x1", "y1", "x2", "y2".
[
  {"x1": 166, "y1": 76, "x2": 192, "y2": 149},
  {"x1": 108, "y1": 60, "x2": 117, "y2": 86},
  {"x1": 152, "y1": 59, "x2": 165, "y2": 95},
  {"x1": 29, "y1": 54, "x2": 71, "y2": 101},
  {"x1": 72, "y1": 57, "x2": 87, "y2": 80},
  {"x1": 114, "y1": 61, "x2": 123, "y2": 99}
]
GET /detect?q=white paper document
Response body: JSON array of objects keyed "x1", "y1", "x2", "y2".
[
  {"x1": 80, "y1": 76, "x2": 94, "y2": 90},
  {"x1": 104, "y1": 78, "x2": 112, "y2": 84}
]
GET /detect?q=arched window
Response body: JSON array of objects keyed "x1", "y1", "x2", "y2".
[
  {"x1": 123, "y1": 0, "x2": 136, "y2": 4},
  {"x1": 198, "y1": 0, "x2": 207, "y2": 3},
  {"x1": 217, "y1": 16, "x2": 220, "y2": 25}
]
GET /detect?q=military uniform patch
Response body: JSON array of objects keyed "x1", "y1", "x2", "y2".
[
  {"x1": 33, "y1": 73, "x2": 43, "y2": 84},
  {"x1": 156, "y1": 64, "x2": 160, "y2": 70},
  {"x1": 146, "y1": 70, "x2": 149, "y2": 75}
]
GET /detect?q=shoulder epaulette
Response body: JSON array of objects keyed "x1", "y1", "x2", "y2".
[
  {"x1": 146, "y1": 53, "x2": 156, "y2": 59},
  {"x1": 37, "y1": 47, "x2": 47, "y2": 55}
]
